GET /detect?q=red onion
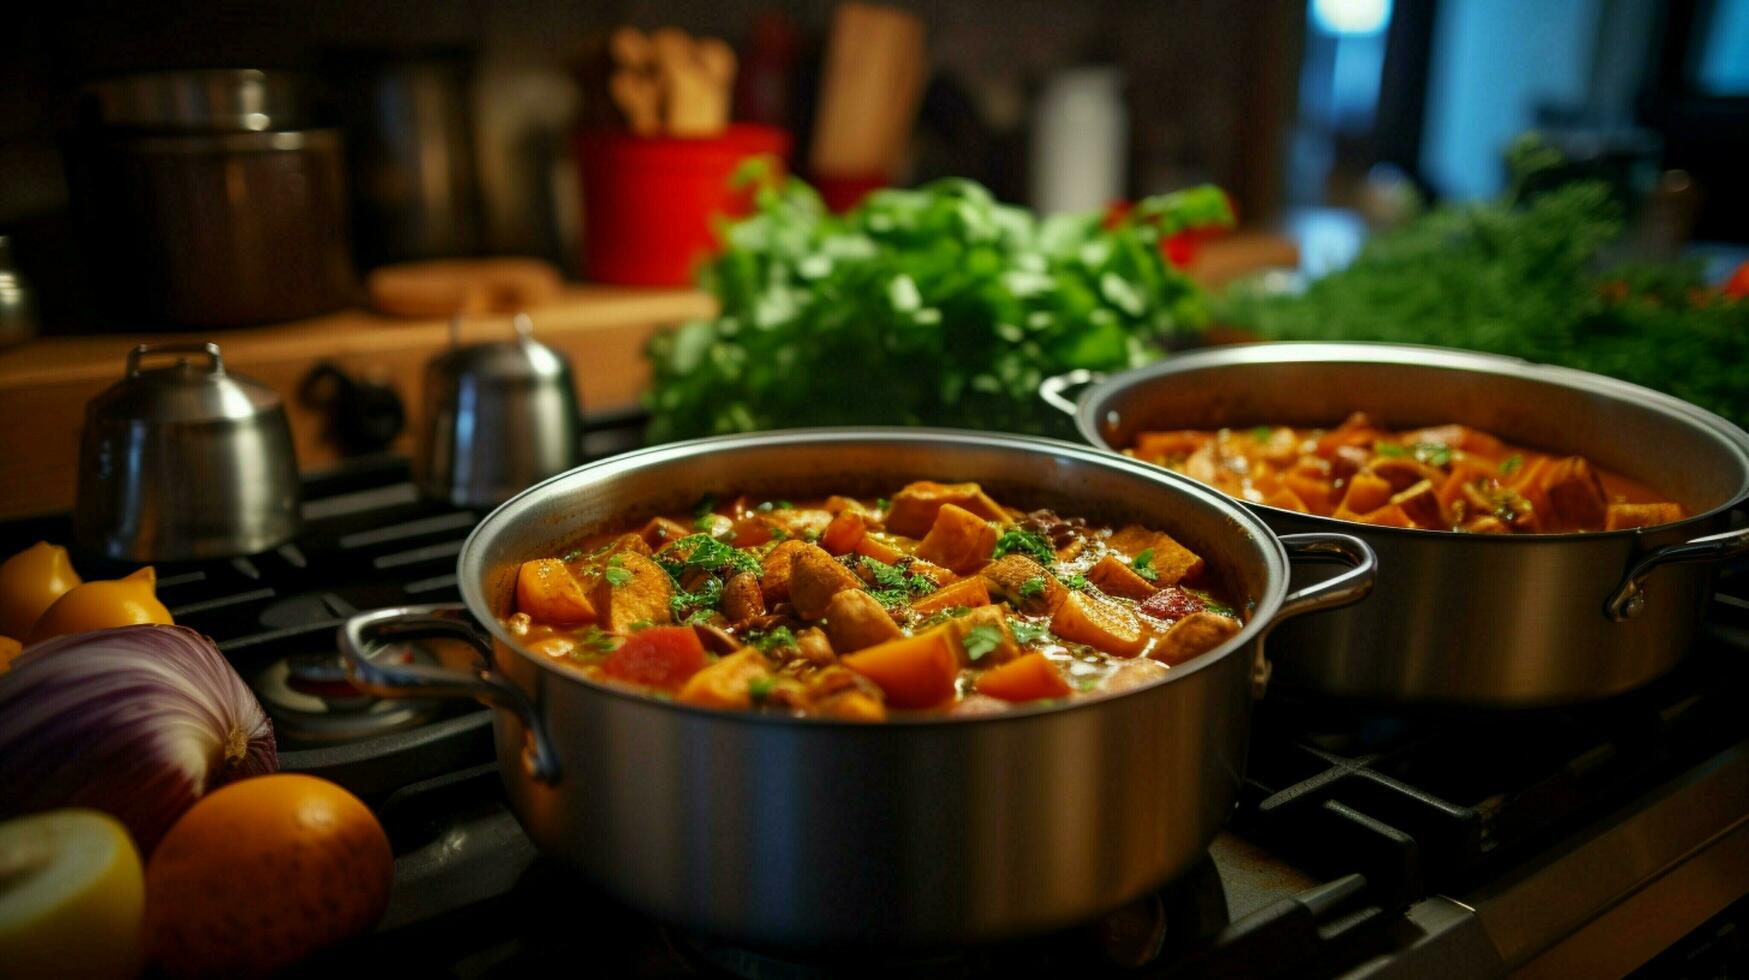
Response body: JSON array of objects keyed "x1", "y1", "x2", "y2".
[{"x1": 0, "y1": 624, "x2": 277, "y2": 850}]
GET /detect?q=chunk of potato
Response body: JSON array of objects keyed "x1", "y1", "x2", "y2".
[
  {"x1": 677, "y1": 649, "x2": 773, "y2": 709},
  {"x1": 820, "y1": 510, "x2": 867, "y2": 555},
  {"x1": 979, "y1": 554, "x2": 1068, "y2": 615},
  {"x1": 640, "y1": 517, "x2": 693, "y2": 550},
  {"x1": 1086, "y1": 554, "x2": 1158, "y2": 601},
  {"x1": 1604, "y1": 502, "x2": 1685, "y2": 531},
  {"x1": 1051, "y1": 591, "x2": 1150, "y2": 658},
  {"x1": 759, "y1": 539, "x2": 810, "y2": 604},
  {"x1": 914, "y1": 503, "x2": 999, "y2": 574},
  {"x1": 823, "y1": 589, "x2": 903, "y2": 653},
  {"x1": 720, "y1": 570, "x2": 765, "y2": 625},
  {"x1": 591, "y1": 552, "x2": 674, "y2": 632},
  {"x1": 884, "y1": 481, "x2": 1009, "y2": 538},
  {"x1": 516, "y1": 559, "x2": 596, "y2": 625},
  {"x1": 1105, "y1": 526, "x2": 1205, "y2": 586},
  {"x1": 789, "y1": 544, "x2": 864, "y2": 619},
  {"x1": 1151, "y1": 611, "x2": 1242, "y2": 665}
]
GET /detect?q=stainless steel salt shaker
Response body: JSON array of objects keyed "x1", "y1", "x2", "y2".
[{"x1": 417, "y1": 314, "x2": 583, "y2": 507}]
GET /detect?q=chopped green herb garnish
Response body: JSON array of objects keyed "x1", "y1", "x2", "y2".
[
  {"x1": 868, "y1": 588, "x2": 912, "y2": 609},
  {"x1": 684, "y1": 609, "x2": 717, "y2": 625},
  {"x1": 991, "y1": 528, "x2": 1055, "y2": 565},
  {"x1": 1008, "y1": 618, "x2": 1054, "y2": 645},
  {"x1": 656, "y1": 534, "x2": 761, "y2": 583},
  {"x1": 1063, "y1": 574, "x2": 1089, "y2": 590},
  {"x1": 1018, "y1": 576, "x2": 1047, "y2": 599},
  {"x1": 1132, "y1": 549, "x2": 1158, "y2": 582},
  {"x1": 769, "y1": 526, "x2": 790, "y2": 541},
  {"x1": 748, "y1": 626, "x2": 797, "y2": 652},
  {"x1": 1499, "y1": 454, "x2": 1524, "y2": 475},
  {"x1": 875, "y1": 497, "x2": 892, "y2": 512},
  {"x1": 1190, "y1": 589, "x2": 1238, "y2": 618},
  {"x1": 559, "y1": 547, "x2": 583, "y2": 563},
  {"x1": 962, "y1": 625, "x2": 1003, "y2": 661},
  {"x1": 861, "y1": 557, "x2": 937, "y2": 597},
  {"x1": 1411, "y1": 442, "x2": 1454, "y2": 467},
  {"x1": 748, "y1": 676, "x2": 778, "y2": 702},
  {"x1": 669, "y1": 575, "x2": 724, "y2": 619},
  {"x1": 919, "y1": 605, "x2": 973, "y2": 628},
  {"x1": 1249, "y1": 425, "x2": 1273, "y2": 443},
  {"x1": 756, "y1": 500, "x2": 794, "y2": 513},
  {"x1": 802, "y1": 528, "x2": 821, "y2": 542},
  {"x1": 1374, "y1": 442, "x2": 1409, "y2": 458},
  {"x1": 562, "y1": 626, "x2": 618, "y2": 660},
  {"x1": 604, "y1": 555, "x2": 634, "y2": 587},
  {"x1": 625, "y1": 619, "x2": 655, "y2": 632}
]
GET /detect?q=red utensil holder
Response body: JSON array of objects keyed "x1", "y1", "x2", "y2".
[{"x1": 577, "y1": 124, "x2": 791, "y2": 286}]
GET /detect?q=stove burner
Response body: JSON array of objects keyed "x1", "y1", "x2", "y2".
[{"x1": 251, "y1": 651, "x2": 438, "y2": 743}]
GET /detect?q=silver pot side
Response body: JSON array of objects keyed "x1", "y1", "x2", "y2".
[
  {"x1": 1063, "y1": 342, "x2": 1749, "y2": 706},
  {"x1": 345, "y1": 429, "x2": 1374, "y2": 947}
]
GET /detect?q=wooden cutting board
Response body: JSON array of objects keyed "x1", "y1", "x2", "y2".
[{"x1": 0, "y1": 285, "x2": 714, "y2": 518}]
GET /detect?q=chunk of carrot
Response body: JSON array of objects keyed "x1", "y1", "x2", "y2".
[
  {"x1": 909, "y1": 576, "x2": 991, "y2": 616},
  {"x1": 603, "y1": 626, "x2": 708, "y2": 690},
  {"x1": 820, "y1": 510, "x2": 867, "y2": 555},
  {"x1": 975, "y1": 652, "x2": 1072, "y2": 703},
  {"x1": 516, "y1": 559, "x2": 596, "y2": 625},
  {"x1": 852, "y1": 533, "x2": 907, "y2": 565},
  {"x1": 1340, "y1": 469, "x2": 1393, "y2": 515},
  {"x1": 842, "y1": 631, "x2": 960, "y2": 709}
]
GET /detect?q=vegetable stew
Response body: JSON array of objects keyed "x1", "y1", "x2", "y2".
[
  {"x1": 501, "y1": 481, "x2": 1248, "y2": 720},
  {"x1": 1124, "y1": 413, "x2": 1684, "y2": 533}
]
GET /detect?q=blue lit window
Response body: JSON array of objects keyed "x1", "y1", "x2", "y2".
[{"x1": 1694, "y1": 0, "x2": 1749, "y2": 95}]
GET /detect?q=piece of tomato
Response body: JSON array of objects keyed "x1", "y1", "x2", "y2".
[
  {"x1": 1138, "y1": 585, "x2": 1205, "y2": 623},
  {"x1": 602, "y1": 626, "x2": 708, "y2": 690}
]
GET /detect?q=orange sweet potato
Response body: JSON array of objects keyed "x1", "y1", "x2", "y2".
[
  {"x1": 1150, "y1": 611, "x2": 1241, "y2": 665},
  {"x1": 915, "y1": 503, "x2": 999, "y2": 574},
  {"x1": 1339, "y1": 469, "x2": 1393, "y2": 516},
  {"x1": 516, "y1": 559, "x2": 596, "y2": 625},
  {"x1": 677, "y1": 649, "x2": 774, "y2": 709},
  {"x1": 852, "y1": 533, "x2": 907, "y2": 565},
  {"x1": 842, "y1": 632, "x2": 960, "y2": 709},
  {"x1": 1604, "y1": 502, "x2": 1685, "y2": 531},
  {"x1": 789, "y1": 544, "x2": 864, "y2": 619},
  {"x1": 975, "y1": 652, "x2": 1071, "y2": 703},
  {"x1": 822, "y1": 589, "x2": 903, "y2": 653},
  {"x1": 591, "y1": 552, "x2": 673, "y2": 631},
  {"x1": 1050, "y1": 591, "x2": 1149, "y2": 657},
  {"x1": 759, "y1": 539, "x2": 810, "y2": 604},
  {"x1": 884, "y1": 481, "x2": 1008, "y2": 537},
  {"x1": 1086, "y1": 554, "x2": 1158, "y2": 601},
  {"x1": 909, "y1": 576, "x2": 991, "y2": 616},
  {"x1": 1105, "y1": 526, "x2": 1205, "y2": 586}
]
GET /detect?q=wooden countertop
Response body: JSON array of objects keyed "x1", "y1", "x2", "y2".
[{"x1": 0, "y1": 285, "x2": 716, "y2": 518}]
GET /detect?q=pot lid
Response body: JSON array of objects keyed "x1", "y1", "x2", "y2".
[
  {"x1": 429, "y1": 314, "x2": 573, "y2": 384},
  {"x1": 87, "y1": 342, "x2": 284, "y2": 425}
]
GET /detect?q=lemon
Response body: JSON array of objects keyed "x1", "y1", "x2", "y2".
[{"x1": 0, "y1": 809, "x2": 144, "y2": 980}]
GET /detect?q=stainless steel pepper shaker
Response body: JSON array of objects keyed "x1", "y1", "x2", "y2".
[{"x1": 416, "y1": 314, "x2": 583, "y2": 507}]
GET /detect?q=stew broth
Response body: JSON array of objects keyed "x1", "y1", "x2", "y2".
[
  {"x1": 501, "y1": 481, "x2": 1248, "y2": 720},
  {"x1": 1123, "y1": 413, "x2": 1683, "y2": 534}
]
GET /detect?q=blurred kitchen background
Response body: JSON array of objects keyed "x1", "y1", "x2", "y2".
[{"x1": 0, "y1": 0, "x2": 1744, "y2": 516}]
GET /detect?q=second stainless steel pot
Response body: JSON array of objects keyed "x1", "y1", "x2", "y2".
[
  {"x1": 340, "y1": 429, "x2": 1372, "y2": 948},
  {"x1": 1046, "y1": 342, "x2": 1749, "y2": 708}
]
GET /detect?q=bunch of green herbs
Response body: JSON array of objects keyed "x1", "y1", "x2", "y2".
[{"x1": 645, "y1": 173, "x2": 1231, "y2": 440}]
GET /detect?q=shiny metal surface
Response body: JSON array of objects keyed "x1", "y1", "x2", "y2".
[
  {"x1": 342, "y1": 429, "x2": 1374, "y2": 948},
  {"x1": 78, "y1": 69, "x2": 307, "y2": 132},
  {"x1": 1054, "y1": 342, "x2": 1749, "y2": 706},
  {"x1": 62, "y1": 126, "x2": 353, "y2": 327},
  {"x1": 0, "y1": 236, "x2": 36, "y2": 350},
  {"x1": 75, "y1": 342, "x2": 302, "y2": 560},
  {"x1": 416, "y1": 315, "x2": 583, "y2": 508}
]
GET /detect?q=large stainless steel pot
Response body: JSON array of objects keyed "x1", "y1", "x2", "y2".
[
  {"x1": 339, "y1": 429, "x2": 1373, "y2": 948},
  {"x1": 1044, "y1": 342, "x2": 1749, "y2": 707}
]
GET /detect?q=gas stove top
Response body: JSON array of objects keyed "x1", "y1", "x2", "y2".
[{"x1": 8, "y1": 455, "x2": 1745, "y2": 978}]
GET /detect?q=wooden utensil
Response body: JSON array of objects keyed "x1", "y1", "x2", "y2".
[{"x1": 809, "y1": 3, "x2": 926, "y2": 178}]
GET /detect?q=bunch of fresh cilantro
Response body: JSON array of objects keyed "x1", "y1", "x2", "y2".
[
  {"x1": 1219, "y1": 139, "x2": 1749, "y2": 429},
  {"x1": 644, "y1": 175, "x2": 1231, "y2": 441}
]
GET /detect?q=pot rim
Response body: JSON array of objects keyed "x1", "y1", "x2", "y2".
[
  {"x1": 1072, "y1": 341, "x2": 1749, "y2": 543},
  {"x1": 457, "y1": 427, "x2": 1291, "y2": 730}
]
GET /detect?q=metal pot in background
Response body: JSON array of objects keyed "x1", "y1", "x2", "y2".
[
  {"x1": 1045, "y1": 343, "x2": 1749, "y2": 708},
  {"x1": 75, "y1": 342, "x2": 302, "y2": 561},
  {"x1": 343, "y1": 430, "x2": 1375, "y2": 948},
  {"x1": 417, "y1": 314, "x2": 582, "y2": 508},
  {"x1": 62, "y1": 70, "x2": 355, "y2": 328},
  {"x1": 322, "y1": 49, "x2": 482, "y2": 267}
]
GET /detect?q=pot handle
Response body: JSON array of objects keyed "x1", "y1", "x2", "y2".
[
  {"x1": 1038, "y1": 369, "x2": 1105, "y2": 417},
  {"x1": 1605, "y1": 526, "x2": 1749, "y2": 622},
  {"x1": 339, "y1": 603, "x2": 561, "y2": 784},
  {"x1": 1273, "y1": 533, "x2": 1377, "y2": 622}
]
